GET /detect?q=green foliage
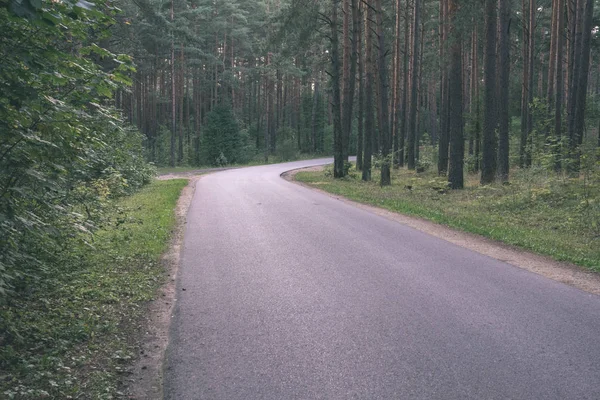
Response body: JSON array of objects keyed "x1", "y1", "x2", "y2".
[
  {"x1": 0, "y1": 2, "x2": 153, "y2": 296},
  {"x1": 0, "y1": 179, "x2": 187, "y2": 399},
  {"x1": 201, "y1": 105, "x2": 241, "y2": 166}
]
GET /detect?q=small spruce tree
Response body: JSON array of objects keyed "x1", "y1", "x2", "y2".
[{"x1": 202, "y1": 105, "x2": 241, "y2": 166}]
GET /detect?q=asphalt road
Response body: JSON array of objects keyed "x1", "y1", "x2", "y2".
[{"x1": 164, "y1": 158, "x2": 600, "y2": 400}]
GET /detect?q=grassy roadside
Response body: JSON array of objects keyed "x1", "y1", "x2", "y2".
[
  {"x1": 295, "y1": 165, "x2": 600, "y2": 271},
  {"x1": 1, "y1": 179, "x2": 188, "y2": 399}
]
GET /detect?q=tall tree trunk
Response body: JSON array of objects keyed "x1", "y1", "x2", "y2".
[
  {"x1": 481, "y1": 0, "x2": 497, "y2": 183},
  {"x1": 311, "y1": 75, "x2": 320, "y2": 153},
  {"x1": 375, "y1": 0, "x2": 391, "y2": 185},
  {"x1": 342, "y1": 0, "x2": 360, "y2": 163},
  {"x1": 497, "y1": 0, "x2": 511, "y2": 182},
  {"x1": 170, "y1": 0, "x2": 176, "y2": 167},
  {"x1": 178, "y1": 46, "x2": 184, "y2": 163},
  {"x1": 357, "y1": 4, "x2": 365, "y2": 170},
  {"x1": 341, "y1": 0, "x2": 350, "y2": 161},
  {"x1": 546, "y1": 0, "x2": 559, "y2": 134},
  {"x1": 392, "y1": 0, "x2": 402, "y2": 168},
  {"x1": 520, "y1": 0, "x2": 529, "y2": 167},
  {"x1": 469, "y1": 25, "x2": 477, "y2": 156},
  {"x1": 415, "y1": 20, "x2": 425, "y2": 163},
  {"x1": 554, "y1": 0, "x2": 565, "y2": 171},
  {"x1": 525, "y1": 0, "x2": 535, "y2": 166},
  {"x1": 438, "y1": 0, "x2": 449, "y2": 174},
  {"x1": 264, "y1": 54, "x2": 270, "y2": 162},
  {"x1": 399, "y1": 0, "x2": 409, "y2": 167},
  {"x1": 362, "y1": 0, "x2": 374, "y2": 181},
  {"x1": 407, "y1": 0, "x2": 420, "y2": 170},
  {"x1": 331, "y1": 0, "x2": 345, "y2": 178},
  {"x1": 447, "y1": 0, "x2": 464, "y2": 189},
  {"x1": 571, "y1": 0, "x2": 594, "y2": 169}
]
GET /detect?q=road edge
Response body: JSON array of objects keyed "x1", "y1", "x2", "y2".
[{"x1": 126, "y1": 175, "x2": 202, "y2": 399}]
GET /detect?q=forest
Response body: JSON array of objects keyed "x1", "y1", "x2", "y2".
[
  {"x1": 112, "y1": 0, "x2": 599, "y2": 184},
  {"x1": 1, "y1": 0, "x2": 600, "y2": 397}
]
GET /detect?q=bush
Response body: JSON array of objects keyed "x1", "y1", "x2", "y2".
[{"x1": 0, "y1": 4, "x2": 153, "y2": 298}]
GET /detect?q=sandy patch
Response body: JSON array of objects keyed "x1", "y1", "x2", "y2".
[{"x1": 284, "y1": 167, "x2": 600, "y2": 296}]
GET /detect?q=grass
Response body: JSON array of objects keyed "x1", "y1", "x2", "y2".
[
  {"x1": 295, "y1": 163, "x2": 600, "y2": 271},
  {"x1": 0, "y1": 179, "x2": 188, "y2": 399}
]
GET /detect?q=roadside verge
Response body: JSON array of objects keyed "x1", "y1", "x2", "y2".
[{"x1": 284, "y1": 166, "x2": 600, "y2": 296}]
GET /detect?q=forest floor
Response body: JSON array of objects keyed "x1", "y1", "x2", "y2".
[{"x1": 288, "y1": 165, "x2": 600, "y2": 296}]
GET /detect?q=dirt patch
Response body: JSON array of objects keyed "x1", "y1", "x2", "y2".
[
  {"x1": 284, "y1": 167, "x2": 600, "y2": 296},
  {"x1": 125, "y1": 174, "x2": 201, "y2": 399}
]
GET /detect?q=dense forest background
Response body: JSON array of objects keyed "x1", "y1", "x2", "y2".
[{"x1": 113, "y1": 0, "x2": 600, "y2": 181}]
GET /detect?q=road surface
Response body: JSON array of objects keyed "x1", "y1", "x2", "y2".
[{"x1": 165, "y1": 158, "x2": 600, "y2": 399}]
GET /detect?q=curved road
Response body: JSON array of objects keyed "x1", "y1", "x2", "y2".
[{"x1": 165, "y1": 158, "x2": 600, "y2": 399}]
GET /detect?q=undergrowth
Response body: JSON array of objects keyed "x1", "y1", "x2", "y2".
[{"x1": 0, "y1": 179, "x2": 187, "y2": 399}]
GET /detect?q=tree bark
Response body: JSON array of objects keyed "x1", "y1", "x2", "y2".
[
  {"x1": 375, "y1": 0, "x2": 391, "y2": 185},
  {"x1": 407, "y1": 0, "x2": 420, "y2": 170},
  {"x1": 481, "y1": 0, "x2": 497, "y2": 184},
  {"x1": 520, "y1": 0, "x2": 529, "y2": 167},
  {"x1": 357, "y1": 4, "x2": 364, "y2": 170},
  {"x1": 342, "y1": 0, "x2": 360, "y2": 163},
  {"x1": 447, "y1": 0, "x2": 464, "y2": 189},
  {"x1": 497, "y1": 0, "x2": 511, "y2": 182},
  {"x1": 571, "y1": 0, "x2": 594, "y2": 168},
  {"x1": 554, "y1": 0, "x2": 565, "y2": 171},
  {"x1": 399, "y1": 0, "x2": 409, "y2": 167},
  {"x1": 392, "y1": 0, "x2": 402, "y2": 168},
  {"x1": 170, "y1": 0, "x2": 176, "y2": 167},
  {"x1": 362, "y1": 0, "x2": 374, "y2": 181},
  {"x1": 331, "y1": 0, "x2": 345, "y2": 178},
  {"x1": 438, "y1": 0, "x2": 449, "y2": 174},
  {"x1": 311, "y1": 74, "x2": 320, "y2": 153}
]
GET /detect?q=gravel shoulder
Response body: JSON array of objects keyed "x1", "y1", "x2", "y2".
[{"x1": 284, "y1": 166, "x2": 600, "y2": 296}]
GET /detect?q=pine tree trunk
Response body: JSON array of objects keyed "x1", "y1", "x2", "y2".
[
  {"x1": 526, "y1": 0, "x2": 535, "y2": 166},
  {"x1": 407, "y1": 0, "x2": 420, "y2": 170},
  {"x1": 357, "y1": 5, "x2": 364, "y2": 170},
  {"x1": 342, "y1": 0, "x2": 359, "y2": 163},
  {"x1": 554, "y1": 0, "x2": 565, "y2": 171},
  {"x1": 469, "y1": 25, "x2": 477, "y2": 156},
  {"x1": 170, "y1": 0, "x2": 176, "y2": 167},
  {"x1": 178, "y1": 46, "x2": 184, "y2": 163},
  {"x1": 311, "y1": 75, "x2": 320, "y2": 153},
  {"x1": 571, "y1": 0, "x2": 594, "y2": 167},
  {"x1": 392, "y1": 0, "x2": 402, "y2": 168},
  {"x1": 362, "y1": 0, "x2": 374, "y2": 181},
  {"x1": 481, "y1": 0, "x2": 497, "y2": 183},
  {"x1": 547, "y1": 0, "x2": 558, "y2": 130},
  {"x1": 399, "y1": 0, "x2": 409, "y2": 168},
  {"x1": 375, "y1": 0, "x2": 391, "y2": 185},
  {"x1": 497, "y1": 0, "x2": 511, "y2": 182},
  {"x1": 520, "y1": 0, "x2": 529, "y2": 167},
  {"x1": 447, "y1": 0, "x2": 464, "y2": 189},
  {"x1": 331, "y1": 0, "x2": 345, "y2": 178},
  {"x1": 438, "y1": 0, "x2": 449, "y2": 174}
]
